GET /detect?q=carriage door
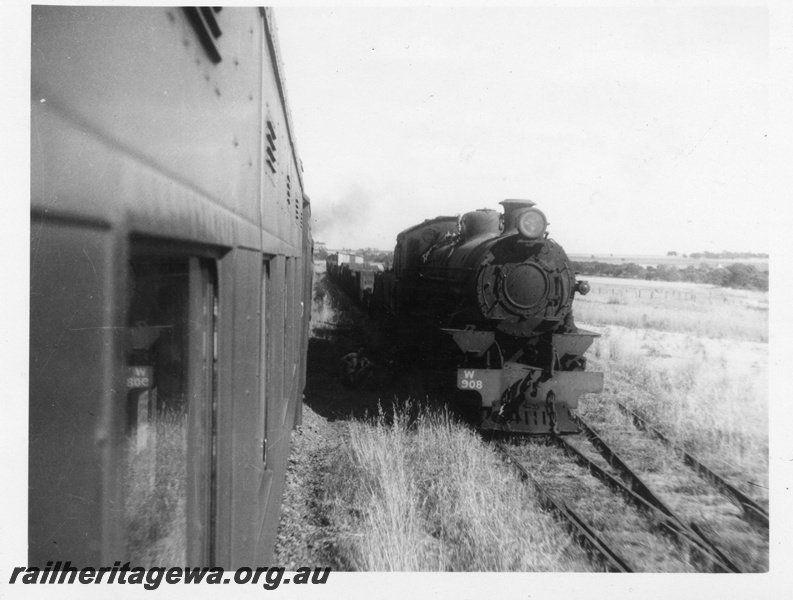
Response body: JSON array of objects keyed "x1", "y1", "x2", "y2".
[{"x1": 125, "y1": 253, "x2": 217, "y2": 566}]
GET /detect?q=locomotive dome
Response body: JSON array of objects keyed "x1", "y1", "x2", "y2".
[{"x1": 460, "y1": 209, "x2": 501, "y2": 240}]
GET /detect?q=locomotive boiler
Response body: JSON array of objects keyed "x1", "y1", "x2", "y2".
[{"x1": 375, "y1": 200, "x2": 603, "y2": 434}]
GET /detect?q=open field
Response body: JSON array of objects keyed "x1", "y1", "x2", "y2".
[
  {"x1": 575, "y1": 276, "x2": 768, "y2": 502},
  {"x1": 575, "y1": 277, "x2": 768, "y2": 342}
]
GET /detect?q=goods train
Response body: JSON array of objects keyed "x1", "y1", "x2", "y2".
[
  {"x1": 30, "y1": 6, "x2": 311, "y2": 568},
  {"x1": 325, "y1": 252, "x2": 383, "y2": 308},
  {"x1": 364, "y1": 200, "x2": 603, "y2": 434}
]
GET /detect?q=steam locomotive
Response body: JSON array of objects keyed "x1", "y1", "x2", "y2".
[
  {"x1": 372, "y1": 200, "x2": 603, "y2": 434},
  {"x1": 30, "y1": 6, "x2": 311, "y2": 568}
]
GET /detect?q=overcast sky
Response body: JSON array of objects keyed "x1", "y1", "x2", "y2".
[{"x1": 274, "y1": 6, "x2": 768, "y2": 255}]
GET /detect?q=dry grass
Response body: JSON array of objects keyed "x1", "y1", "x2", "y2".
[
  {"x1": 578, "y1": 321, "x2": 770, "y2": 571},
  {"x1": 575, "y1": 279, "x2": 768, "y2": 342},
  {"x1": 124, "y1": 410, "x2": 187, "y2": 567},
  {"x1": 577, "y1": 275, "x2": 768, "y2": 501},
  {"x1": 573, "y1": 278, "x2": 769, "y2": 572},
  {"x1": 322, "y1": 402, "x2": 592, "y2": 571},
  {"x1": 585, "y1": 328, "x2": 768, "y2": 496},
  {"x1": 575, "y1": 277, "x2": 768, "y2": 491}
]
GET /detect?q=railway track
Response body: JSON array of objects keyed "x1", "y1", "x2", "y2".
[
  {"x1": 489, "y1": 408, "x2": 768, "y2": 573},
  {"x1": 614, "y1": 402, "x2": 769, "y2": 529},
  {"x1": 494, "y1": 441, "x2": 633, "y2": 572}
]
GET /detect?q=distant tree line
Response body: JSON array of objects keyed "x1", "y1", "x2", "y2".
[
  {"x1": 666, "y1": 250, "x2": 769, "y2": 260},
  {"x1": 315, "y1": 246, "x2": 768, "y2": 291},
  {"x1": 573, "y1": 261, "x2": 769, "y2": 292}
]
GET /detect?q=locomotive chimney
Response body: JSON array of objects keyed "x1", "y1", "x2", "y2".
[{"x1": 500, "y1": 199, "x2": 536, "y2": 234}]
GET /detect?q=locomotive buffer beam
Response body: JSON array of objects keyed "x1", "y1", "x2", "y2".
[{"x1": 457, "y1": 362, "x2": 603, "y2": 435}]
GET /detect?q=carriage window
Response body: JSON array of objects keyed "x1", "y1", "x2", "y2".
[{"x1": 124, "y1": 256, "x2": 217, "y2": 566}]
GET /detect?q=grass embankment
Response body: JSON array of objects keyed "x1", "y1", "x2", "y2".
[{"x1": 322, "y1": 402, "x2": 591, "y2": 571}]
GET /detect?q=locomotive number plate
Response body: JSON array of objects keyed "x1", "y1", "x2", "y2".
[
  {"x1": 459, "y1": 374, "x2": 484, "y2": 390},
  {"x1": 456, "y1": 369, "x2": 502, "y2": 407},
  {"x1": 126, "y1": 366, "x2": 153, "y2": 389}
]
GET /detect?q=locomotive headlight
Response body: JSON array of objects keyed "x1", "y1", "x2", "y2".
[{"x1": 516, "y1": 209, "x2": 547, "y2": 239}]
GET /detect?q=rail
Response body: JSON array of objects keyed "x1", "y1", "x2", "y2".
[
  {"x1": 559, "y1": 417, "x2": 743, "y2": 573},
  {"x1": 493, "y1": 441, "x2": 633, "y2": 573},
  {"x1": 615, "y1": 402, "x2": 769, "y2": 529}
]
